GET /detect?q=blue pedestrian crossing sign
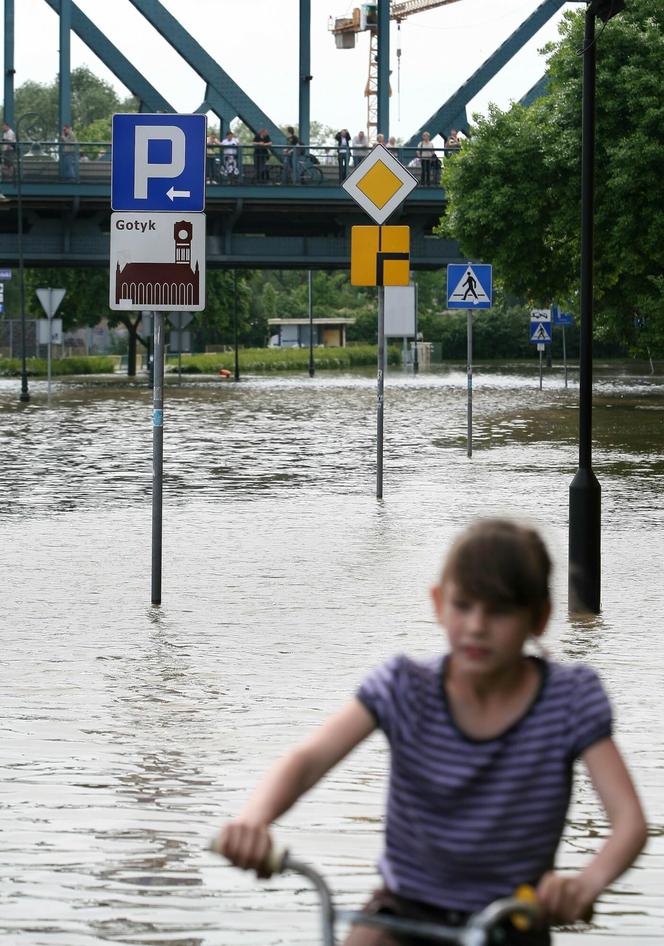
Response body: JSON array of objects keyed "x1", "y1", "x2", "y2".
[
  {"x1": 447, "y1": 263, "x2": 492, "y2": 308},
  {"x1": 112, "y1": 114, "x2": 206, "y2": 212},
  {"x1": 530, "y1": 308, "x2": 552, "y2": 344}
]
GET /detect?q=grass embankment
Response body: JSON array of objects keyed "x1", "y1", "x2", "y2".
[
  {"x1": 172, "y1": 345, "x2": 400, "y2": 373},
  {"x1": 0, "y1": 356, "x2": 116, "y2": 377}
]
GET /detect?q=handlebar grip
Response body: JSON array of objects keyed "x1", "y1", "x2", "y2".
[
  {"x1": 207, "y1": 835, "x2": 288, "y2": 876},
  {"x1": 264, "y1": 843, "x2": 288, "y2": 875},
  {"x1": 511, "y1": 885, "x2": 539, "y2": 931},
  {"x1": 512, "y1": 884, "x2": 594, "y2": 927}
]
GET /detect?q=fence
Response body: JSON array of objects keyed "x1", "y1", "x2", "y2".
[{"x1": 0, "y1": 319, "x2": 38, "y2": 358}]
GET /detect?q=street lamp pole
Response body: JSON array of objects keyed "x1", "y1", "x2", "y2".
[
  {"x1": 15, "y1": 114, "x2": 35, "y2": 402},
  {"x1": 568, "y1": 0, "x2": 624, "y2": 613}
]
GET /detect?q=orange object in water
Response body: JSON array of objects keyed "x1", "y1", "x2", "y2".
[{"x1": 218, "y1": 368, "x2": 232, "y2": 378}]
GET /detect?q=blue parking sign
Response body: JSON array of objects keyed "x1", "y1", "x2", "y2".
[{"x1": 112, "y1": 114, "x2": 206, "y2": 212}]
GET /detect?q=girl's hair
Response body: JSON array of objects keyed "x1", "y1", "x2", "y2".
[{"x1": 441, "y1": 519, "x2": 551, "y2": 618}]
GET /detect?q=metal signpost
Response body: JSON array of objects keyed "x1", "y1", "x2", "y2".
[
  {"x1": 551, "y1": 304, "x2": 574, "y2": 388},
  {"x1": 344, "y1": 144, "x2": 417, "y2": 499},
  {"x1": 111, "y1": 113, "x2": 206, "y2": 606},
  {"x1": 530, "y1": 309, "x2": 552, "y2": 390},
  {"x1": 36, "y1": 288, "x2": 66, "y2": 396},
  {"x1": 446, "y1": 263, "x2": 493, "y2": 458}
]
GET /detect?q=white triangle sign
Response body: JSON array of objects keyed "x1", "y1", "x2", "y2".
[
  {"x1": 36, "y1": 288, "x2": 66, "y2": 319},
  {"x1": 532, "y1": 324, "x2": 550, "y2": 341},
  {"x1": 448, "y1": 265, "x2": 490, "y2": 305}
]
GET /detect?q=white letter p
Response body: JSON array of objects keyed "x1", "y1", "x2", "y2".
[{"x1": 133, "y1": 125, "x2": 186, "y2": 200}]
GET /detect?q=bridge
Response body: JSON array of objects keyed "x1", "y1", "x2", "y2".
[{"x1": 0, "y1": 0, "x2": 566, "y2": 270}]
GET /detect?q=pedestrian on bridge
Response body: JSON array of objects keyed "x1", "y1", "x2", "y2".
[
  {"x1": 253, "y1": 128, "x2": 272, "y2": 183},
  {"x1": 221, "y1": 129, "x2": 240, "y2": 180},
  {"x1": 61, "y1": 124, "x2": 78, "y2": 181},
  {"x1": 1, "y1": 122, "x2": 16, "y2": 180},
  {"x1": 282, "y1": 127, "x2": 302, "y2": 184},
  {"x1": 334, "y1": 128, "x2": 351, "y2": 182},
  {"x1": 352, "y1": 130, "x2": 369, "y2": 166}
]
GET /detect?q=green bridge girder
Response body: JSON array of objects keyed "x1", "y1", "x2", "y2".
[{"x1": 1, "y1": 0, "x2": 564, "y2": 271}]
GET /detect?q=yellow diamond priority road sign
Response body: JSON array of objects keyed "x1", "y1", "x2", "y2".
[{"x1": 342, "y1": 143, "x2": 418, "y2": 225}]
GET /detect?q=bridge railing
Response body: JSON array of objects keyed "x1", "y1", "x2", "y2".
[{"x1": 1, "y1": 141, "x2": 455, "y2": 188}]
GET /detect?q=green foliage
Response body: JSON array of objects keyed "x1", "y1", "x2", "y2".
[
  {"x1": 23, "y1": 267, "x2": 109, "y2": 328},
  {"x1": 173, "y1": 345, "x2": 399, "y2": 373},
  {"x1": 0, "y1": 355, "x2": 115, "y2": 377},
  {"x1": 439, "y1": 0, "x2": 664, "y2": 355},
  {"x1": 10, "y1": 66, "x2": 136, "y2": 138}
]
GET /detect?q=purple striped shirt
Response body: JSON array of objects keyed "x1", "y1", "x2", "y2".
[{"x1": 357, "y1": 654, "x2": 612, "y2": 912}]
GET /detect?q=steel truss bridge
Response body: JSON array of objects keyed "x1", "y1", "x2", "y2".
[{"x1": 0, "y1": 0, "x2": 566, "y2": 270}]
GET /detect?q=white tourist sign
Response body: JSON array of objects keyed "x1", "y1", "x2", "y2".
[{"x1": 109, "y1": 212, "x2": 206, "y2": 311}]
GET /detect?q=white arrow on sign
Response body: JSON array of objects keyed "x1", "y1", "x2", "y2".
[
  {"x1": 167, "y1": 186, "x2": 191, "y2": 201},
  {"x1": 36, "y1": 287, "x2": 66, "y2": 319}
]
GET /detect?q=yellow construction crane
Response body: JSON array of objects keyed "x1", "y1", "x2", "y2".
[{"x1": 329, "y1": 1, "x2": 463, "y2": 141}]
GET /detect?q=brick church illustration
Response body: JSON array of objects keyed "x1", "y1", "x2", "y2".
[{"x1": 115, "y1": 221, "x2": 200, "y2": 307}]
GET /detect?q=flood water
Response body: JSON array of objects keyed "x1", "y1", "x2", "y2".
[{"x1": 1, "y1": 363, "x2": 662, "y2": 946}]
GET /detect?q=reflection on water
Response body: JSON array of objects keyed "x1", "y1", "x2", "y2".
[{"x1": 0, "y1": 365, "x2": 662, "y2": 945}]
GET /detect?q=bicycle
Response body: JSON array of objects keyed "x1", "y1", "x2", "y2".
[
  {"x1": 271, "y1": 153, "x2": 323, "y2": 186},
  {"x1": 209, "y1": 843, "x2": 542, "y2": 946}
]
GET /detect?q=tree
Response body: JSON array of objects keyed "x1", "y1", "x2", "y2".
[
  {"x1": 10, "y1": 67, "x2": 136, "y2": 138},
  {"x1": 439, "y1": 0, "x2": 664, "y2": 355}
]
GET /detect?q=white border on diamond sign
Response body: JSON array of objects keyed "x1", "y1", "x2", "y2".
[{"x1": 342, "y1": 143, "x2": 418, "y2": 225}]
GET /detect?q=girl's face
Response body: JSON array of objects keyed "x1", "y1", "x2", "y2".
[{"x1": 431, "y1": 580, "x2": 548, "y2": 675}]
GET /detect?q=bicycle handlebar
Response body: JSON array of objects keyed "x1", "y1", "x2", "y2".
[{"x1": 209, "y1": 839, "x2": 541, "y2": 946}]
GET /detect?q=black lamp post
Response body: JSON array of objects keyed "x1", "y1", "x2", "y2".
[
  {"x1": 15, "y1": 111, "x2": 40, "y2": 403},
  {"x1": 568, "y1": 0, "x2": 625, "y2": 613}
]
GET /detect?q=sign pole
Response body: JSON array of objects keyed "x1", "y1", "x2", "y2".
[
  {"x1": 308, "y1": 269, "x2": 315, "y2": 378},
  {"x1": 47, "y1": 320, "x2": 53, "y2": 395},
  {"x1": 151, "y1": 311, "x2": 164, "y2": 607},
  {"x1": 377, "y1": 284, "x2": 385, "y2": 499},
  {"x1": 413, "y1": 280, "x2": 419, "y2": 375},
  {"x1": 233, "y1": 269, "x2": 240, "y2": 382},
  {"x1": 178, "y1": 329, "x2": 182, "y2": 385},
  {"x1": 539, "y1": 345, "x2": 543, "y2": 390},
  {"x1": 466, "y1": 309, "x2": 473, "y2": 459},
  {"x1": 562, "y1": 324, "x2": 568, "y2": 388}
]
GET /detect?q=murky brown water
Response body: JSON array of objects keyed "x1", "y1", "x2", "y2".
[{"x1": 1, "y1": 364, "x2": 662, "y2": 945}]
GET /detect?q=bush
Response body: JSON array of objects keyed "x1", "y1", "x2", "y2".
[
  {"x1": 0, "y1": 355, "x2": 116, "y2": 377},
  {"x1": 172, "y1": 345, "x2": 400, "y2": 373}
]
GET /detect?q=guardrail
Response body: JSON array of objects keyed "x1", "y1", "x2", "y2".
[{"x1": 0, "y1": 141, "x2": 456, "y2": 188}]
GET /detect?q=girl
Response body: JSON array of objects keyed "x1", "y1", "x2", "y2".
[{"x1": 218, "y1": 520, "x2": 647, "y2": 944}]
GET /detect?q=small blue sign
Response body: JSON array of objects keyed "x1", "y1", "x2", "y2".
[
  {"x1": 447, "y1": 263, "x2": 492, "y2": 309},
  {"x1": 0, "y1": 303, "x2": 4, "y2": 313},
  {"x1": 553, "y1": 310, "x2": 574, "y2": 326},
  {"x1": 0, "y1": 269, "x2": 12, "y2": 280},
  {"x1": 530, "y1": 321, "x2": 552, "y2": 344},
  {"x1": 112, "y1": 114, "x2": 206, "y2": 212}
]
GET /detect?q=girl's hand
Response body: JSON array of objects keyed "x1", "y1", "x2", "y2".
[
  {"x1": 536, "y1": 871, "x2": 595, "y2": 924},
  {"x1": 216, "y1": 819, "x2": 273, "y2": 877}
]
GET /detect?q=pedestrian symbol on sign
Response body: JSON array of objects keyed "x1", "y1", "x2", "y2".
[{"x1": 448, "y1": 265, "x2": 491, "y2": 306}]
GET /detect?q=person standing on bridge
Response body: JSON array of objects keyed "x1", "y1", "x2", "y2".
[
  {"x1": 2, "y1": 122, "x2": 16, "y2": 180},
  {"x1": 253, "y1": 128, "x2": 272, "y2": 183},
  {"x1": 334, "y1": 129, "x2": 351, "y2": 182},
  {"x1": 221, "y1": 128, "x2": 240, "y2": 180},
  {"x1": 352, "y1": 130, "x2": 369, "y2": 167},
  {"x1": 417, "y1": 131, "x2": 435, "y2": 186},
  {"x1": 282, "y1": 127, "x2": 302, "y2": 184},
  {"x1": 61, "y1": 124, "x2": 78, "y2": 181}
]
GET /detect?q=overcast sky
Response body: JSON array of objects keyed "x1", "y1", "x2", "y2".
[{"x1": 5, "y1": 0, "x2": 577, "y2": 138}]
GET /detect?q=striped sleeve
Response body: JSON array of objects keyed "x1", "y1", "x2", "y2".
[
  {"x1": 568, "y1": 664, "x2": 613, "y2": 759},
  {"x1": 356, "y1": 654, "x2": 405, "y2": 740}
]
